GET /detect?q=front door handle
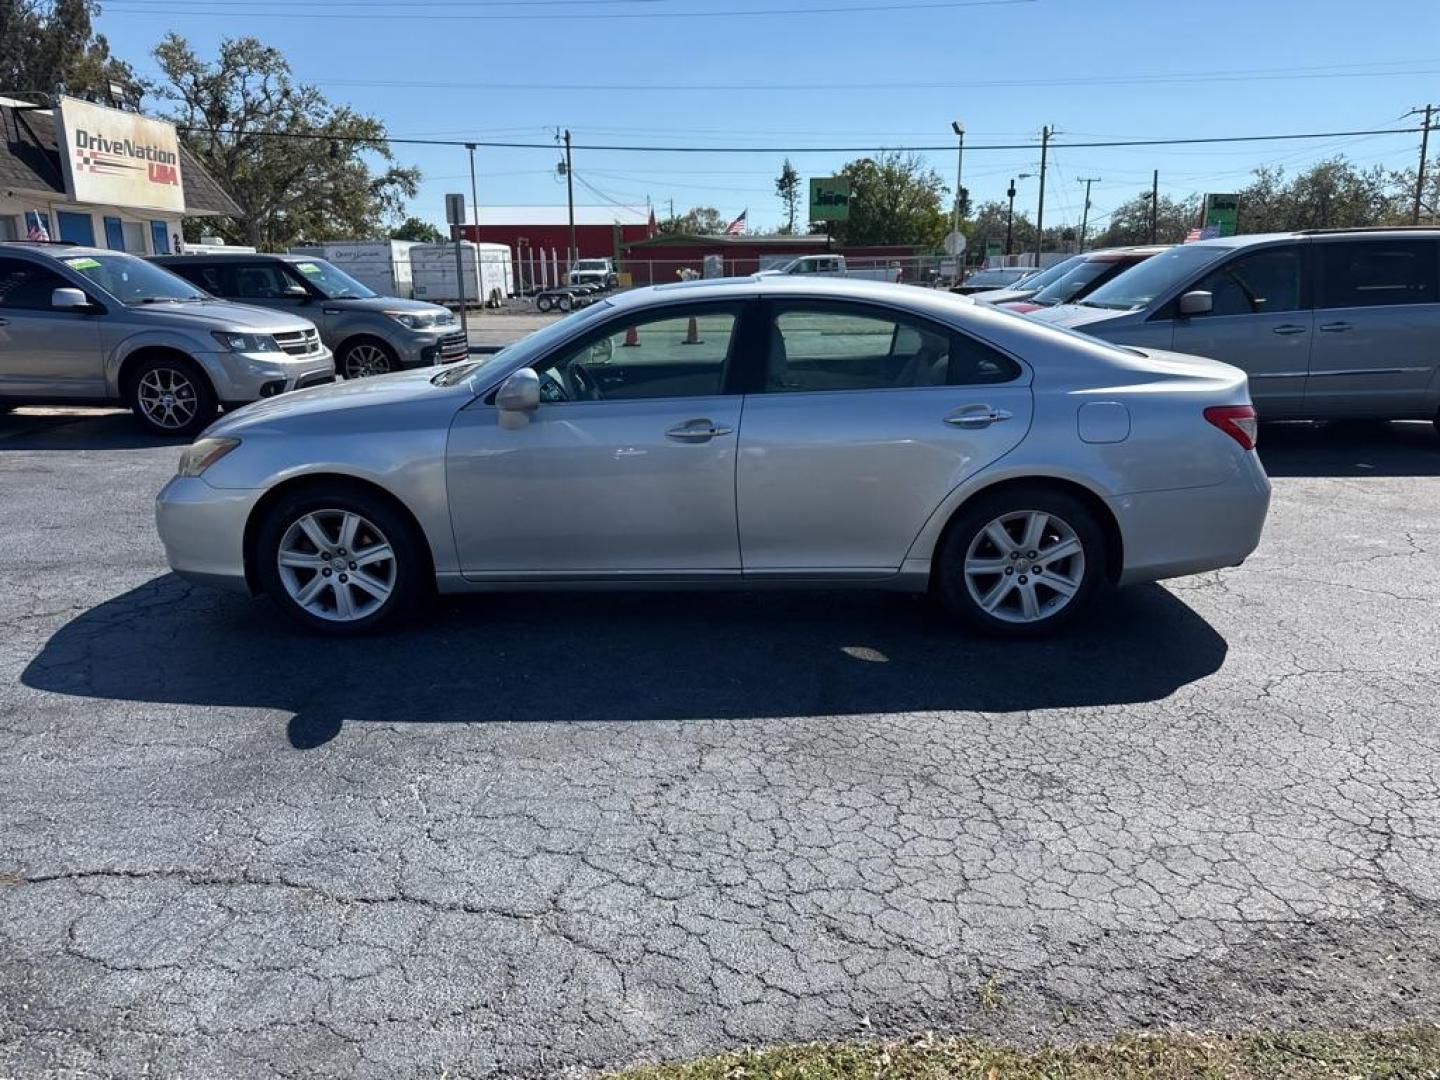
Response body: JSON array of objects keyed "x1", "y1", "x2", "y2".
[
  {"x1": 1319, "y1": 321, "x2": 1353, "y2": 333},
  {"x1": 1272, "y1": 324, "x2": 1307, "y2": 335},
  {"x1": 665, "y1": 419, "x2": 733, "y2": 442},
  {"x1": 0, "y1": 317, "x2": 8, "y2": 326},
  {"x1": 945, "y1": 406, "x2": 1013, "y2": 429}
]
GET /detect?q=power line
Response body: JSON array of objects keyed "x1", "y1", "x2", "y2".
[{"x1": 106, "y1": 0, "x2": 1036, "y2": 20}]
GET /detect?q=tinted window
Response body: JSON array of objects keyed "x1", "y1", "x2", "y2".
[
  {"x1": 1319, "y1": 240, "x2": 1439, "y2": 309},
  {"x1": 165, "y1": 261, "x2": 226, "y2": 295},
  {"x1": 0, "y1": 257, "x2": 71, "y2": 310},
  {"x1": 533, "y1": 304, "x2": 740, "y2": 402},
  {"x1": 765, "y1": 304, "x2": 1018, "y2": 392},
  {"x1": 232, "y1": 263, "x2": 297, "y2": 299},
  {"x1": 1191, "y1": 246, "x2": 1303, "y2": 317},
  {"x1": 1030, "y1": 259, "x2": 1126, "y2": 306}
]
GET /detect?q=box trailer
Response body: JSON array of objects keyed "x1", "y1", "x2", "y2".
[
  {"x1": 289, "y1": 240, "x2": 418, "y2": 298},
  {"x1": 409, "y1": 242, "x2": 513, "y2": 305}
]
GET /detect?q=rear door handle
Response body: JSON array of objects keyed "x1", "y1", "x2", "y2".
[
  {"x1": 0, "y1": 317, "x2": 8, "y2": 326},
  {"x1": 1272, "y1": 324, "x2": 1307, "y2": 335},
  {"x1": 1319, "y1": 321, "x2": 1353, "y2": 333},
  {"x1": 665, "y1": 419, "x2": 733, "y2": 442},
  {"x1": 945, "y1": 406, "x2": 1013, "y2": 429}
]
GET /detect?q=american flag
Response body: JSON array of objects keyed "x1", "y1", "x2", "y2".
[
  {"x1": 25, "y1": 211, "x2": 50, "y2": 242},
  {"x1": 1184, "y1": 227, "x2": 1202, "y2": 243},
  {"x1": 723, "y1": 209, "x2": 747, "y2": 235}
]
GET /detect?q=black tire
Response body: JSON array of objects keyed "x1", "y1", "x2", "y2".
[
  {"x1": 536, "y1": 294, "x2": 554, "y2": 313},
  {"x1": 935, "y1": 484, "x2": 1107, "y2": 638},
  {"x1": 126, "y1": 354, "x2": 217, "y2": 438},
  {"x1": 254, "y1": 485, "x2": 426, "y2": 635},
  {"x1": 557, "y1": 293, "x2": 574, "y2": 312},
  {"x1": 340, "y1": 338, "x2": 399, "y2": 380}
]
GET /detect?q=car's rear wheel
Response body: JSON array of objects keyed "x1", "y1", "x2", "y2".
[
  {"x1": 936, "y1": 485, "x2": 1106, "y2": 638},
  {"x1": 340, "y1": 339, "x2": 398, "y2": 379},
  {"x1": 127, "y1": 355, "x2": 216, "y2": 438},
  {"x1": 255, "y1": 488, "x2": 424, "y2": 634}
]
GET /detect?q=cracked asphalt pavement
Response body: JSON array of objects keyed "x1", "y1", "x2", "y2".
[{"x1": 2, "y1": 409, "x2": 1439, "y2": 1078}]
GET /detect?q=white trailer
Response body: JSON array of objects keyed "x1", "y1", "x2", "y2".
[
  {"x1": 409, "y1": 242, "x2": 513, "y2": 305},
  {"x1": 288, "y1": 240, "x2": 418, "y2": 299}
]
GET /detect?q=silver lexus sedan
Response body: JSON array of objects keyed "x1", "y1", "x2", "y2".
[{"x1": 155, "y1": 277, "x2": 1271, "y2": 637}]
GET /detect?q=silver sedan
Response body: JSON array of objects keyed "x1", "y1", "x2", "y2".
[{"x1": 155, "y1": 277, "x2": 1271, "y2": 637}]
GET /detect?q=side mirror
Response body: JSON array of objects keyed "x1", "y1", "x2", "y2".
[
  {"x1": 495, "y1": 367, "x2": 540, "y2": 429},
  {"x1": 283, "y1": 284, "x2": 309, "y2": 301},
  {"x1": 1178, "y1": 290, "x2": 1213, "y2": 317},
  {"x1": 51, "y1": 287, "x2": 94, "y2": 312}
]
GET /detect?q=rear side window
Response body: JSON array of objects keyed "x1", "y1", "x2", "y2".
[
  {"x1": 1191, "y1": 246, "x2": 1303, "y2": 317},
  {"x1": 1318, "y1": 240, "x2": 1439, "y2": 308},
  {"x1": 167, "y1": 261, "x2": 226, "y2": 296},
  {"x1": 0, "y1": 257, "x2": 71, "y2": 310},
  {"x1": 232, "y1": 262, "x2": 295, "y2": 299}
]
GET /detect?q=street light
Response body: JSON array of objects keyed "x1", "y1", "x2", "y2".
[
  {"x1": 1006, "y1": 173, "x2": 1034, "y2": 257},
  {"x1": 950, "y1": 120, "x2": 965, "y2": 240}
]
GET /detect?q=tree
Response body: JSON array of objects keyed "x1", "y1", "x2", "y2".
[
  {"x1": 828, "y1": 150, "x2": 948, "y2": 248},
  {"x1": 967, "y1": 199, "x2": 1034, "y2": 257},
  {"x1": 1236, "y1": 158, "x2": 1401, "y2": 232},
  {"x1": 658, "y1": 205, "x2": 727, "y2": 235},
  {"x1": 390, "y1": 216, "x2": 444, "y2": 244},
  {"x1": 774, "y1": 159, "x2": 801, "y2": 234},
  {"x1": 1088, "y1": 191, "x2": 1200, "y2": 248},
  {"x1": 153, "y1": 33, "x2": 420, "y2": 251},
  {"x1": 0, "y1": 0, "x2": 135, "y2": 104}
]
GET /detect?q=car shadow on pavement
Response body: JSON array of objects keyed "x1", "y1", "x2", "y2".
[
  {"x1": 0, "y1": 409, "x2": 183, "y2": 451},
  {"x1": 1258, "y1": 419, "x2": 1440, "y2": 477},
  {"x1": 23, "y1": 575, "x2": 1227, "y2": 748}
]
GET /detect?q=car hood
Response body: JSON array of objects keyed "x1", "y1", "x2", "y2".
[
  {"x1": 319, "y1": 296, "x2": 455, "y2": 319},
  {"x1": 205, "y1": 366, "x2": 464, "y2": 437},
  {"x1": 1023, "y1": 302, "x2": 1133, "y2": 329},
  {"x1": 130, "y1": 300, "x2": 318, "y2": 334}
]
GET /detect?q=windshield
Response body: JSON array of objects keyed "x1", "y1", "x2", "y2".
[
  {"x1": 575, "y1": 260, "x2": 607, "y2": 270},
  {"x1": 1030, "y1": 259, "x2": 1129, "y2": 306},
  {"x1": 61, "y1": 253, "x2": 208, "y2": 305},
  {"x1": 967, "y1": 268, "x2": 1029, "y2": 287},
  {"x1": 1000, "y1": 255, "x2": 1081, "y2": 293},
  {"x1": 286, "y1": 258, "x2": 376, "y2": 299},
  {"x1": 1079, "y1": 245, "x2": 1227, "y2": 310}
]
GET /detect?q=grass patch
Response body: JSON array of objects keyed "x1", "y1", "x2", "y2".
[{"x1": 607, "y1": 1026, "x2": 1440, "y2": 1079}]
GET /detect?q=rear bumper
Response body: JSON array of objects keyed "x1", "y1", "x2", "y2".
[
  {"x1": 155, "y1": 476, "x2": 260, "y2": 593},
  {"x1": 1109, "y1": 452, "x2": 1271, "y2": 586}
]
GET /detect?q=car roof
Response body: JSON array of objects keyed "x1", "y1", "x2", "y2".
[
  {"x1": 152, "y1": 252, "x2": 293, "y2": 262},
  {"x1": 1178, "y1": 227, "x2": 1440, "y2": 252},
  {"x1": 0, "y1": 241, "x2": 118, "y2": 260}
]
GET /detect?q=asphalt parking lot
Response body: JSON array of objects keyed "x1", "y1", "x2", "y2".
[{"x1": 2, "y1": 409, "x2": 1439, "y2": 1079}]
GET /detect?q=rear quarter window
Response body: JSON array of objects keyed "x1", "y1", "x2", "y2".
[{"x1": 1318, "y1": 239, "x2": 1439, "y2": 308}]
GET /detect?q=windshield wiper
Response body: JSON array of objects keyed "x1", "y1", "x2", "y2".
[{"x1": 137, "y1": 296, "x2": 204, "y2": 304}]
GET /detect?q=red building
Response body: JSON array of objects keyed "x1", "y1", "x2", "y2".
[
  {"x1": 619, "y1": 233, "x2": 925, "y2": 285},
  {"x1": 456, "y1": 205, "x2": 656, "y2": 262}
]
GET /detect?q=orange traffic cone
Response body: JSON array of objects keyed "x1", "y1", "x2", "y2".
[
  {"x1": 622, "y1": 324, "x2": 640, "y2": 347},
  {"x1": 681, "y1": 316, "x2": 702, "y2": 345}
]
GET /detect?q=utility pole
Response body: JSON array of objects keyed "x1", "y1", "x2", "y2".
[
  {"x1": 1005, "y1": 178, "x2": 1017, "y2": 256},
  {"x1": 466, "y1": 143, "x2": 479, "y2": 267},
  {"x1": 1150, "y1": 169, "x2": 1159, "y2": 244},
  {"x1": 1409, "y1": 104, "x2": 1434, "y2": 224},
  {"x1": 1034, "y1": 126, "x2": 1050, "y2": 269},
  {"x1": 950, "y1": 120, "x2": 966, "y2": 239},
  {"x1": 1077, "y1": 177, "x2": 1100, "y2": 252},
  {"x1": 563, "y1": 129, "x2": 576, "y2": 271}
]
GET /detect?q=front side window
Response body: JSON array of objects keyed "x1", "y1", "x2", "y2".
[
  {"x1": 0, "y1": 257, "x2": 71, "y2": 310},
  {"x1": 1319, "y1": 240, "x2": 1439, "y2": 309},
  {"x1": 1190, "y1": 246, "x2": 1303, "y2": 317},
  {"x1": 764, "y1": 303, "x2": 1018, "y2": 392},
  {"x1": 531, "y1": 304, "x2": 740, "y2": 402}
]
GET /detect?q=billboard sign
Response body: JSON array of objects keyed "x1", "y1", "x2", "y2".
[
  {"x1": 1203, "y1": 193, "x2": 1239, "y2": 237},
  {"x1": 808, "y1": 177, "x2": 851, "y2": 222},
  {"x1": 55, "y1": 97, "x2": 185, "y2": 213}
]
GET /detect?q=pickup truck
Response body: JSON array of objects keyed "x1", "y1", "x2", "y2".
[
  {"x1": 757, "y1": 254, "x2": 903, "y2": 283},
  {"x1": 568, "y1": 258, "x2": 618, "y2": 289}
]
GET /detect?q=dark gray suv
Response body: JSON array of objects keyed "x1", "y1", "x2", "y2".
[{"x1": 153, "y1": 253, "x2": 468, "y2": 379}]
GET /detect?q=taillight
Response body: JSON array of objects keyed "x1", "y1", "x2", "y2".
[{"x1": 1204, "y1": 404, "x2": 1258, "y2": 451}]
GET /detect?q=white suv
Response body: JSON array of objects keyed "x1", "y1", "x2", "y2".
[{"x1": 0, "y1": 242, "x2": 334, "y2": 436}]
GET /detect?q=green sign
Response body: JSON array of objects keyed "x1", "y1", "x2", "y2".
[
  {"x1": 985, "y1": 240, "x2": 1002, "y2": 258},
  {"x1": 809, "y1": 177, "x2": 851, "y2": 222},
  {"x1": 1204, "y1": 193, "x2": 1240, "y2": 237}
]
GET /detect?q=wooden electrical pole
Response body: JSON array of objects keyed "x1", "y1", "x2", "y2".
[
  {"x1": 1034, "y1": 126, "x2": 1050, "y2": 269},
  {"x1": 1077, "y1": 176, "x2": 1100, "y2": 252},
  {"x1": 1150, "y1": 169, "x2": 1159, "y2": 244},
  {"x1": 1411, "y1": 104, "x2": 1434, "y2": 225}
]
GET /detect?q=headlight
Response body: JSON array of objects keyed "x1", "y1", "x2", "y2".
[
  {"x1": 178, "y1": 437, "x2": 241, "y2": 478},
  {"x1": 385, "y1": 310, "x2": 450, "y2": 330},
  {"x1": 212, "y1": 331, "x2": 280, "y2": 353}
]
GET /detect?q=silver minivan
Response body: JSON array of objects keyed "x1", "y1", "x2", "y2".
[
  {"x1": 0, "y1": 243, "x2": 334, "y2": 436},
  {"x1": 153, "y1": 253, "x2": 468, "y2": 379},
  {"x1": 1028, "y1": 228, "x2": 1440, "y2": 426}
]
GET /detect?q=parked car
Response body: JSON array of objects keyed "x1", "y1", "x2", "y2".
[
  {"x1": 152, "y1": 253, "x2": 467, "y2": 380},
  {"x1": 950, "y1": 266, "x2": 1035, "y2": 295},
  {"x1": 758, "y1": 255, "x2": 903, "y2": 283},
  {"x1": 568, "y1": 258, "x2": 617, "y2": 289},
  {"x1": 997, "y1": 247, "x2": 1168, "y2": 313},
  {"x1": 156, "y1": 276, "x2": 1269, "y2": 637},
  {"x1": 0, "y1": 242, "x2": 333, "y2": 436},
  {"x1": 1026, "y1": 228, "x2": 1440, "y2": 426},
  {"x1": 967, "y1": 255, "x2": 1084, "y2": 305}
]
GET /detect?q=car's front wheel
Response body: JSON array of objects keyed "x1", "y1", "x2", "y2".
[
  {"x1": 255, "y1": 487, "x2": 425, "y2": 633},
  {"x1": 340, "y1": 339, "x2": 398, "y2": 379},
  {"x1": 127, "y1": 354, "x2": 217, "y2": 437},
  {"x1": 936, "y1": 485, "x2": 1106, "y2": 638}
]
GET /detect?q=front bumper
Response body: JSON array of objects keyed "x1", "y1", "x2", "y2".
[
  {"x1": 1109, "y1": 451, "x2": 1271, "y2": 586},
  {"x1": 395, "y1": 327, "x2": 469, "y2": 368},
  {"x1": 155, "y1": 476, "x2": 261, "y2": 593},
  {"x1": 195, "y1": 347, "x2": 336, "y2": 405}
]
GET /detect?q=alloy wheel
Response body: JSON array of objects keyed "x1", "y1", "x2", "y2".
[
  {"x1": 136, "y1": 367, "x2": 199, "y2": 430},
  {"x1": 344, "y1": 343, "x2": 393, "y2": 379},
  {"x1": 276, "y1": 509, "x2": 398, "y2": 623},
  {"x1": 962, "y1": 509, "x2": 1086, "y2": 625}
]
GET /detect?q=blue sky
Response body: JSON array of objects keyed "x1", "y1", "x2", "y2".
[{"x1": 98, "y1": 0, "x2": 1440, "y2": 235}]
